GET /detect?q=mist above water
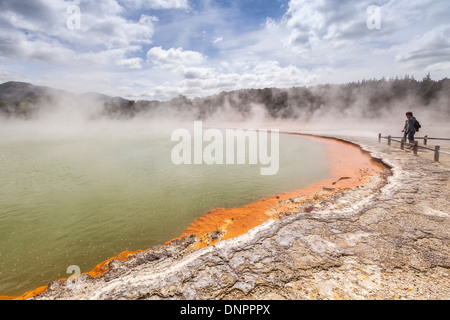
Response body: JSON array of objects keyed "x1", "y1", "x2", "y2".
[{"x1": 1, "y1": 76, "x2": 449, "y2": 139}]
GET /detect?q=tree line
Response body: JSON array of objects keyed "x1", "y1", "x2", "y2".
[
  {"x1": 1, "y1": 74, "x2": 449, "y2": 120},
  {"x1": 133, "y1": 74, "x2": 450, "y2": 120}
]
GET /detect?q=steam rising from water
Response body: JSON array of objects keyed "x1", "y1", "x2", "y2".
[{"x1": 1, "y1": 77, "x2": 449, "y2": 139}]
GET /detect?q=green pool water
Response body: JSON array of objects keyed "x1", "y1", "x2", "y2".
[{"x1": 0, "y1": 122, "x2": 330, "y2": 296}]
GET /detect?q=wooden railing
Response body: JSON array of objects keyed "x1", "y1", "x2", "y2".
[{"x1": 378, "y1": 134, "x2": 450, "y2": 162}]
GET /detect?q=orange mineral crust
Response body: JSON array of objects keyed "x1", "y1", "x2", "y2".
[
  {"x1": 170, "y1": 135, "x2": 385, "y2": 249},
  {"x1": 0, "y1": 250, "x2": 143, "y2": 300},
  {"x1": 1, "y1": 135, "x2": 385, "y2": 300}
]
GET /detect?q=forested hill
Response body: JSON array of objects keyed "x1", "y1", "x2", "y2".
[
  {"x1": 1, "y1": 75, "x2": 449, "y2": 120},
  {"x1": 0, "y1": 81, "x2": 131, "y2": 119}
]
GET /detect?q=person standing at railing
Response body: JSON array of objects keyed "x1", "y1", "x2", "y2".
[
  {"x1": 405, "y1": 111, "x2": 417, "y2": 149},
  {"x1": 402, "y1": 119, "x2": 408, "y2": 142}
]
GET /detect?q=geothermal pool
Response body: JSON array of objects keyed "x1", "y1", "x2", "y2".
[{"x1": 0, "y1": 122, "x2": 331, "y2": 296}]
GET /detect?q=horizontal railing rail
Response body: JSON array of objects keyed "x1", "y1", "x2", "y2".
[
  {"x1": 380, "y1": 135, "x2": 450, "y2": 145},
  {"x1": 378, "y1": 134, "x2": 450, "y2": 162}
]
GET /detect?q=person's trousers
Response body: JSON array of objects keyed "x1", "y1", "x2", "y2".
[{"x1": 408, "y1": 130, "x2": 416, "y2": 142}]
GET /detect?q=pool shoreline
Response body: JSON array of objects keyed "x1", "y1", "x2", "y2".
[
  {"x1": 0, "y1": 133, "x2": 388, "y2": 300},
  {"x1": 167, "y1": 133, "x2": 386, "y2": 249}
]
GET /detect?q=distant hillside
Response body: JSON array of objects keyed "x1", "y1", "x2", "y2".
[
  {"x1": 0, "y1": 81, "x2": 133, "y2": 119},
  {"x1": 0, "y1": 82, "x2": 63, "y2": 103},
  {"x1": 1, "y1": 75, "x2": 449, "y2": 121},
  {"x1": 0, "y1": 82, "x2": 65, "y2": 118}
]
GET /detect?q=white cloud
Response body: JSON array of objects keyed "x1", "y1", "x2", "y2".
[
  {"x1": 396, "y1": 25, "x2": 450, "y2": 66},
  {"x1": 120, "y1": 0, "x2": 190, "y2": 10},
  {"x1": 179, "y1": 67, "x2": 215, "y2": 80},
  {"x1": 0, "y1": 0, "x2": 159, "y2": 69},
  {"x1": 146, "y1": 47, "x2": 206, "y2": 67},
  {"x1": 139, "y1": 58, "x2": 318, "y2": 100},
  {"x1": 116, "y1": 57, "x2": 145, "y2": 69},
  {"x1": 213, "y1": 37, "x2": 223, "y2": 44},
  {"x1": 1, "y1": 0, "x2": 450, "y2": 101},
  {"x1": 387, "y1": 24, "x2": 450, "y2": 80},
  {"x1": 281, "y1": 0, "x2": 374, "y2": 53}
]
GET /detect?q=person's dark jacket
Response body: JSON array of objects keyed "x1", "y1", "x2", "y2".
[{"x1": 407, "y1": 117, "x2": 417, "y2": 133}]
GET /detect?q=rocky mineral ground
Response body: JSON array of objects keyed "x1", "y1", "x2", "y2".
[{"x1": 25, "y1": 135, "x2": 450, "y2": 300}]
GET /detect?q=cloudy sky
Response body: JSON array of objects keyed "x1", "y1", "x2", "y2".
[{"x1": 0, "y1": 0, "x2": 449, "y2": 101}]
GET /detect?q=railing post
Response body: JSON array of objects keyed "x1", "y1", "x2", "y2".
[
  {"x1": 424, "y1": 135, "x2": 428, "y2": 146},
  {"x1": 378, "y1": 133, "x2": 381, "y2": 143},
  {"x1": 400, "y1": 139, "x2": 404, "y2": 150},
  {"x1": 435, "y1": 146, "x2": 440, "y2": 162},
  {"x1": 413, "y1": 141, "x2": 418, "y2": 155},
  {"x1": 388, "y1": 135, "x2": 391, "y2": 146}
]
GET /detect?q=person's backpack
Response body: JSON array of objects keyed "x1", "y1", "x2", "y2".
[{"x1": 414, "y1": 119, "x2": 422, "y2": 132}]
